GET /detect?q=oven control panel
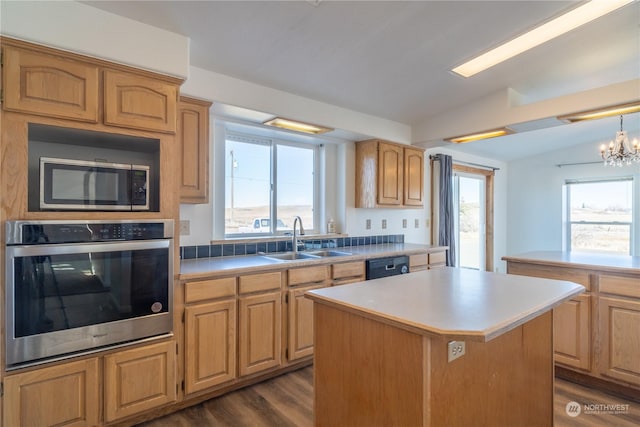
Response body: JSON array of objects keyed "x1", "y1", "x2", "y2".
[{"x1": 6, "y1": 220, "x2": 173, "y2": 244}]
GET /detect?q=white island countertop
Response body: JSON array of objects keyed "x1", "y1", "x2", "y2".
[{"x1": 306, "y1": 267, "x2": 584, "y2": 342}]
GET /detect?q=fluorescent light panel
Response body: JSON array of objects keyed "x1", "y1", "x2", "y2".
[
  {"x1": 557, "y1": 101, "x2": 640, "y2": 123},
  {"x1": 445, "y1": 127, "x2": 512, "y2": 144},
  {"x1": 263, "y1": 117, "x2": 333, "y2": 134},
  {"x1": 452, "y1": 0, "x2": 634, "y2": 78}
]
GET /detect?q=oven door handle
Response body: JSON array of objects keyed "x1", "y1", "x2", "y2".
[{"x1": 6, "y1": 239, "x2": 171, "y2": 257}]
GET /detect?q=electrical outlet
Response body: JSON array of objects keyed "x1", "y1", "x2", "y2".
[
  {"x1": 402, "y1": 219, "x2": 407, "y2": 228},
  {"x1": 382, "y1": 219, "x2": 387, "y2": 229},
  {"x1": 179, "y1": 220, "x2": 190, "y2": 236},
  {"x1": 415, "y1": 219, "x2": 420, "y2": 228},
  {"x1": 447, "y1": 340, "x2": 465, "y2": 362},
  {"x1": 366, "y1": 219, "x2": 371, "y2": 230}
]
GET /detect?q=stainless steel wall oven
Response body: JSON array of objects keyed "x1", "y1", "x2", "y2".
[{"x1": 5, "y1": 220, "x2": 173, "y2": 369}]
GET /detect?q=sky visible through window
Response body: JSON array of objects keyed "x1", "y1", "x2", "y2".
[
  {"x1": 568, "y1": 179, "x2": 632, "y2": 254},
  {"x1": 225, "y1": 138, "x2": 314, "y2": 234}
]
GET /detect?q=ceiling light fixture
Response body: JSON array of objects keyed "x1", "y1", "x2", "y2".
[
  {"x1": 445, "y1": 127, "x2": 513, "y2": 144},
  {"x1": 451, "y1": 0, "x2": 634, "y2": 78},
  {"x1": 557, "y1": 101, "x2": 640, "y2": 123},
  {"x1": 263, "y1": 117, "x2": 333, "y2": 135},
  {"x1": 600, "y1": 115, "x2": 639, "y2": 167}
]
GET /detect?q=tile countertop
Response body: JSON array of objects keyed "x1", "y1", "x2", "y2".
[
  {"x1": 306, "y1": 267, "x2": 585, "y2": 342},
  {"x1": 502, "y1": 251, "x2": 640, "y2": 274},
  {"x1": 179, "y1": 243, "x2": 446, "y2": 280}
]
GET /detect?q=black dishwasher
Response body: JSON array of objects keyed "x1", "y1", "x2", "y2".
[{"x1": 365, "y1": 255, "x2": 409, "y2": 280}]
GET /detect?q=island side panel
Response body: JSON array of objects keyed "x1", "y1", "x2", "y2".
[
  {"x1": 429, "y1": 311, "x2": 554, "y2": 426},
  {"x1": 313, "y1": 303, "x2": 426, "y2": 427}
]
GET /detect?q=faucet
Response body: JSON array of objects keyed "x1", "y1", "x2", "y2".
[{"x1": 292, "y1": 216, "x2": 305, "y2": 252}]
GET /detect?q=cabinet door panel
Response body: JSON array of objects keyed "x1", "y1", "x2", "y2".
[
  {"x1": 239, "y1": 292, "x2": 282, "y2": 376},
  {"x1": 185, "y1": 300, "x2": 237, "y2": 394},
  {"x1": 553, "y1": 295, "x2": 591, "y2": 370},
  {"x1": 179, "y1": 97, "x2": 211, "y2": 203},
  {"x1": 332, "y1": 261, "x2": 365, "y2": 282},
  {"x1": 288, "y1": 285, "x2": 325, "y2": 360},
  {"x1": 3, "y1": 358, "x2": 99, "y2": 427},
  {"x1": 104, "y1": 70, "x2": 177, "y2": 133},
  {"x1": 377, "y1": 142, "x2": 403, "y2": 205},
  {"x1": 104, "y1": 341, "x2": 177, "y2": 422},
  {"x1": 3, "y1": 46, "x2": 99, "y2": 122},
  {"x1": 598, "y1": 296, "x2": 640, "y2": 387},
  {"x1": 404, "y1": 147, "x2": 424, "y2": 206},
  {"x1": 289, "y1": 265, "x2": 329, "y2": 286}
]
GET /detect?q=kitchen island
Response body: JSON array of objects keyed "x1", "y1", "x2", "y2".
[{"x1": 306, "y1": 267, "x2": 584, "y2": 427}]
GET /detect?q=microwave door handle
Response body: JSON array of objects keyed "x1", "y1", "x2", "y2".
[{"x1": 84, "y1": 168, "x2": 93, "y2": 203}]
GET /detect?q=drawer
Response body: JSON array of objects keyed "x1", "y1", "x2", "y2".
[
  {"x1": 599, "y1": 274, "x2": 640, "y2": 298},
  {"x1": 289, "y1": 265, "x2": 330, "y2": 287},
  {"x1": 332, "y1": 261, "x2": 365, "y2": 280},
  {"x1": 185, "y1": 277, "x2": 236, "y2": 303},
  {"x1": 409, "y1": 254, "x2": 428, "y2": 269},
  {"x1": 428, "y1": 251, "x2": 446, "y2": 265},
  {"x1": 239, "y1": 271, "x2": 282, "y2": 294},
  {"x1": 507, "y1": 263, "x2": 591, "y2": 290}
]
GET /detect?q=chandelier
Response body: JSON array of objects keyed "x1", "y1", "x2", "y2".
[{"x1": 600, "y1": 115, "x2": 639, "y2": 166}]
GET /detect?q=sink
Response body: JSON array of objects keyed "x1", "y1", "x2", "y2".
[
  {"x1": 261, "y1": 250, "x2": 351, "y2": 262},
  {"x1": 261, "y1": 252, "x2": 320, "y2": 262},
  {"x1": 306, "y1": 250, "x2": 352, "y2": 257}
]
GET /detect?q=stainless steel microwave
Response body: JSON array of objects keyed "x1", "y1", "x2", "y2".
[{"x1": 40, "y1": 157, "x2": 149, "y2": 211}]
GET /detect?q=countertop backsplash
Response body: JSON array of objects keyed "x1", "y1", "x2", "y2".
[{"x1": 180, "y1": 234, "x2": 405, "y2": 260}]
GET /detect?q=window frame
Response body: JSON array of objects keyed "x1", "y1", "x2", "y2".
[
  {"x1": 224, "y1": 131, "x2": 320, "y2": 238},
  {"x1": 564, "y1": 177, "x2": 634, "y2": 255}
]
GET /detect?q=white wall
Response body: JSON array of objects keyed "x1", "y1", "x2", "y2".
[
  {"x1": 0, "y1": 1, "x2": 189, "y2": 78},
  {"x1": 506, "y1": 141, "x2": 640, "y2": 256},
  {"x1": 181, "y1": 66, "x2": 411, "y2": 144}
]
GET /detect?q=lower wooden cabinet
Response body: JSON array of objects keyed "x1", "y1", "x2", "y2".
[
  {"x1": 598, "y1": 296, "x2": 640, "y2": 387},
  {"x1": 238, "y1": 291, "x2": 282, "y2": 376},
  {"x1": 185, "y1": 299, "x2": 237, "y2": 394},
  {"x1": 410, "y1": 251, "x2": 447, "y2": 272},
  {"x1": 504, "y1": 256, "x2": 640, "y2": 395},
  {"x1": 287, "y1": 284, "x2": 325, "y2": 361},
  {"x1": 409, "y1": 254, "x2": 428, "y2": 272},
  {"x1": 332, "y1": 261, "x2": 365, "y2": 285},
  {"x1": 104, "y1": 341, "x2": 177, "y2": 422},
  {"x1": 428, "y1": 251, "x2": 447, "y2": 268},
  {"x1": 553, "y1": 294, "x2": 591, "y2": 370},
  {"x1": 3, "y1": 358, "x2": 100, "y2": 427}
]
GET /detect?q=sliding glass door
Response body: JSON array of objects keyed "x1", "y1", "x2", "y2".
[{"x1": 453, "y1": 173, "x2": 486, "y2": 270}]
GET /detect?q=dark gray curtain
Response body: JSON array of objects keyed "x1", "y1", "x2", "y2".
[{"x1": 438, "y1": 154, "x2": 456, "y2": 266}]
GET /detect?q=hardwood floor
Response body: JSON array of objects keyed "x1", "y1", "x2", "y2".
[{"x1": 138, "y1": 367, "x2": 639, "y2": 426}]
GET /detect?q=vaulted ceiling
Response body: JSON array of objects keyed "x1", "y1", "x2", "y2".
[{"x1": 83, "y1": 1, "x2": 639, "y2": 160}]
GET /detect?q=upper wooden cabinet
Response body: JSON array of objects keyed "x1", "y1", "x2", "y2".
[
  {"x1": 2, "y1": 38, "x2": 181, "y2": 134},
  {"x1": 178, "y1": 96, "x2": 212, "y2": 203},
  {"x1": 2, "y1": 45, "x2": 99, "y2": 122},
  {"x1": 404, "y1": 146, "x2": 424, "y2": 206},
  {"x1": 104, "y1": 70, "x2": 178, "y2": 133},
  {"x1": 355, "y1": 139, "x2": 424, "y2": 208}
]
